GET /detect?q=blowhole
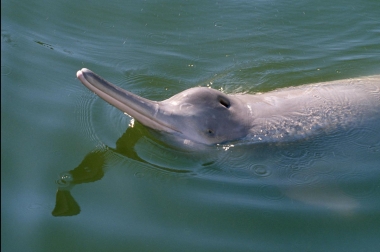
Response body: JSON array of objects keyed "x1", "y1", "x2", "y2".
[{"x1": 218, "y1": 97, "x2": 230, "y2": 108}]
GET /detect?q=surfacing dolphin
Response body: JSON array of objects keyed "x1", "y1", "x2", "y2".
[{"x1": 77, "y1": 68, "x2": 380, "y2": 146}]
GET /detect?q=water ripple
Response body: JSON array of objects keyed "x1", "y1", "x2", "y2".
[
  {"x1": 146, "y1": 33, "x2": 168, "y2": 44},
  {"x1": 228, "y1": 163, "x2": 272, "y2": 180},
  {"x1": 1, "y1": 65, "x2": 12, "y2": 76},
  {"x1": 338, "y1": 174, "x2": 378, "y2": 199},
  {"x1": 260, "y1": 185, "x2": 284, "y2": 200},
  {"x1": 75, "y1": 93, "x2": 104, "y2": 146},
  {"x1": 350, "y1": 127, "x2": 380, "y2": 148},
  {"x1": 134, "y1": 137, "x2": 205, "y2": 173}
]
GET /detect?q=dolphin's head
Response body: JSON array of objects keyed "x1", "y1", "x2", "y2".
[
  {"x1": 158, "y1": 87, "x2": 250, "y2": 145},
  {"x1": 77, "y1": 68, "x2": 250, "y2": 145}
]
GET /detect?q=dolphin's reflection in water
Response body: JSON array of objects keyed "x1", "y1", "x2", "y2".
[{"x1": 52, "y1": 120, "x2": 380, "y2": 216}]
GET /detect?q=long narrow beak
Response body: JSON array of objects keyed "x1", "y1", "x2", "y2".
[{"x1": 76, "y1": 68, "x2": 180, "y2": 133}]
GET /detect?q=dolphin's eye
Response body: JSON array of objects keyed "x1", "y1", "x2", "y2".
[
  {"x1": 218, "y1": 96, "x2": 230, "y2": 108},
  {"x1": 207, "y1": 129, "x2": 214, "y2": 135}
]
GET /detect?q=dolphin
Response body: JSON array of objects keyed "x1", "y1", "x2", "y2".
[{"x1": 76, "y1": 68, "x2": 380, "y2": 146}]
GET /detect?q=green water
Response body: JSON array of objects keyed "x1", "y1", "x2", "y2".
[{"x1": 2, "y1": 0, "x2": 380, "y2": 251}]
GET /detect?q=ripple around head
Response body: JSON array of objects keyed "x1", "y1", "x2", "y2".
[
  {"x1": 76, "y1": 93, "x2": 100, "y2": 145},
  {"x1": 109, "y1": 66, "x2": 174, "y2": 98},
  {"x1": 75, "y1": 92, "x2": 130, "y2": 148},
  {"x1": 92, "y1": 99, "x2": 131, "y2": 146},
  {"x1": 119, "y1": 69, "x2": 149, "y2": 85},
  {"x1": 134, "y1": 136, "x2": 208, "y2": 174},
  {"x1": 205, "y1": 144, "x2": 276, "y2": 181}
]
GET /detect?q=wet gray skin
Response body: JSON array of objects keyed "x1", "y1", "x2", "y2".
[{"x1": 77, "y1": 68, "x2": 380, "y2": 146}]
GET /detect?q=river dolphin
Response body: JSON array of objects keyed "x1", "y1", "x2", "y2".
[{"x1": 77, "y1": 68, "x2": 380, "y2": 146}]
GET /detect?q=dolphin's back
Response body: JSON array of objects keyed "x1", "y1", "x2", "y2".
[{"x1": 238, "y1": 75, "x2": 380, "y2": 143}]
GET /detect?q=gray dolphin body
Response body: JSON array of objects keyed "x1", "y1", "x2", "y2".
[{"x1": 77, "y1": 68, "x2": 380, "y2": 146}]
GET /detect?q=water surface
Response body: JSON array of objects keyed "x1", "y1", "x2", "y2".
[{"x1": 2, "y1": 0, "x2": 380, "y2": 251}]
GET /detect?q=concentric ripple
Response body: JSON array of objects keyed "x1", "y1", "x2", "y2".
[{"x1": 75, "y1": 91, "x2": 130, "y2": 148}]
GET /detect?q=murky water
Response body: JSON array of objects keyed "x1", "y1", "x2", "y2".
[{"x1": 2, "y1": 0, "x2": 380, "y2": 251}]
